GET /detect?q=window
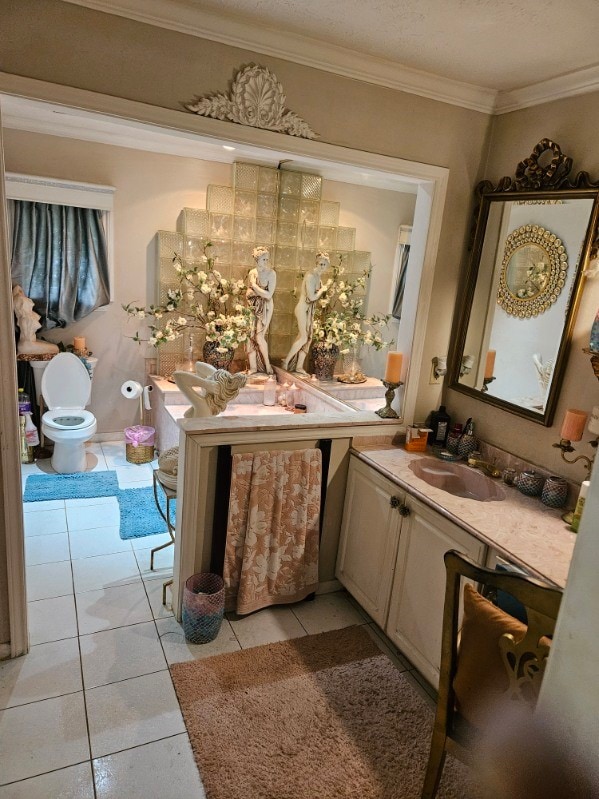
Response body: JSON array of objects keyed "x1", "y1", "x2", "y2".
[{"x1": 5, "y1": 173, "x2": 115, "y2": 328}]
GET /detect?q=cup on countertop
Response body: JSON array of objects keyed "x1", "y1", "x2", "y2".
[
  {"x1": 541, "y1": 476, "x2": 568, "y2": 508},
  {"x1": 516, "y1": 470, "x2": 545, "y2": 497}
]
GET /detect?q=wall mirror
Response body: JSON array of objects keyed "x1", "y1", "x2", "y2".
[{"x1": 449, "y1": 139, "x2": 599, "y2": 425}]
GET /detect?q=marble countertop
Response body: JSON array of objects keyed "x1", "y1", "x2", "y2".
[{"x1": 352, "y1": 444, "x2": 576, "y2": 588}]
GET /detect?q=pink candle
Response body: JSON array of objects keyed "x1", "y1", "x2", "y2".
[
  {"x1": 384, "y1": 352, "x2": 403, "y2": 383},
  {"x1": 73, "y1": 336, "x2": 86, "y2": 353},
  {"x1": 484, "y1": 350, "x2": 496, "y2": 379},
  {"x1": 560, "y1": 409, "x2": 588, "y2": 442}
]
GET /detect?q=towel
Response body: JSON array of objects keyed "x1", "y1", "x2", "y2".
[{"x1": 224, "y1": 448, "x2": 322, "y2": 615}]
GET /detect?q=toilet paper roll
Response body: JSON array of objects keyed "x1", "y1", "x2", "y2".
[
  {"x1": 121, "y1": 380, "x2": 143, "y2": 400},
  {"x1": 143, "y1": 385, "x2": 153, "y2": 410}
]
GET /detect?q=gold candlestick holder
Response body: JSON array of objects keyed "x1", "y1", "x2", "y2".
[
  {"x1": 481, "y1": 375, "x2": 495, "y2": 392},
  {"x1": 552, "y1": 437, "x2": 598, "y2": 477},
  {"x1": 375, "y1": 381, "x2": 402, "y2": 419}
]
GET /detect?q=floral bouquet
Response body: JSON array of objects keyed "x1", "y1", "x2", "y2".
[
  {"x1": 311, "y1": 258, "x2": 391, "y2": 354},
  {"x1": 123, "y1": 242, "x2": 252, "y2": 355}
]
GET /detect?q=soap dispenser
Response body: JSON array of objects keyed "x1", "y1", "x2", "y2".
[{"x1": 457, "y1": 418, "x2": 478, "y2": 459}]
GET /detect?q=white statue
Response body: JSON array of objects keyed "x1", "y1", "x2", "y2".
[
  {"x1": 173, "y1": 361, "x2": 247, "y2": 418},
  {"x1": 12, "y1": 285, "x2": 59, "y2": 356},
  {"x1": 246, "y1": 246, "x2": 276, "y2": 375},
  {"x1": 282, "y1": 251, "x2": 330, "y2": 375},
  {"x1": 533, "y1": 353, "x2": 553, "y2": 397}
]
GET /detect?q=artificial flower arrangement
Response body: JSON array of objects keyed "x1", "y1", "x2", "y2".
[
  {"x1": 123, "y1": 242, "x2": 252, "y2": 354},
  {"x1": 311, "y1": 258, "x2": 391, "y2": 353}
]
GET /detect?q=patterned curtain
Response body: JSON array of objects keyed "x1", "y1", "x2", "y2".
[
  {"x1": 224, "y1": 449, "x2": 322, "y2": 615},
  {"x1": 10, "y1": 200, "x2": 110, "y2": 329}
]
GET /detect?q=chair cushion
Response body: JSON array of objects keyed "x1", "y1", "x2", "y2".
[{"x1": 453, "y1": 583, "x2": 527, "y2": 728}]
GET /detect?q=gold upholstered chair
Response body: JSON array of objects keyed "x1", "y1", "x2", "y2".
[{"x1": 420, "y1": 549, "x2": 563, "y2": 799}]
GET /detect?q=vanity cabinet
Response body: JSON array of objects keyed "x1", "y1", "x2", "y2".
[
  {"x1": 336, "y1": 455, "x2": 486, "y2": 687},
  {"x1": 336, "y1": 457, "x2": 404, "y2": 627}
]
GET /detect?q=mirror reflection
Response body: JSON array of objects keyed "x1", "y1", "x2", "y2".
[
  {"x1": 450, "y1": 138, "x2": 599, "y2": 425},
  {"x1": 458, "y1": 195, "x2": 593, "y2": 415}
]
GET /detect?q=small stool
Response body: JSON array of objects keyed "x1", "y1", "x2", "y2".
[{"x1": 151, "y1": 470, "x2": 177, "y2": 605}]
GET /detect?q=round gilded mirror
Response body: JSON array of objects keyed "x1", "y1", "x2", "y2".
[{"x1": 497, "y1": 225, "x2": 568, "y2": 318}]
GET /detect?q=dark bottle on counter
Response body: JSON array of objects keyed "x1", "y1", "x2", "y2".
[{"x1": 428, "y1": 405, "x2": 451, "y2": 446}]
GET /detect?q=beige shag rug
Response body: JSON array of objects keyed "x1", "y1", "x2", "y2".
[{"x1": 170, "y1": 625, "x2": 482, "y2": 799}]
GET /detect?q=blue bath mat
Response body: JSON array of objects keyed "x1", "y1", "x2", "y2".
[
  {"x1": 24, "y1": 470, "x2": 120, "y2": 502},
  {"x1": 117, "y1": 486, "x2": 176, "y2": 540}
]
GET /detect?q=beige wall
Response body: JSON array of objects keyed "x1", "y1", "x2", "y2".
[{"x1": 445, "y1": 91, "x2": 599, "y2": 480}]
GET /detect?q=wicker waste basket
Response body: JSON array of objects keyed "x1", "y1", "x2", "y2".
[
  {"x1": 124, "y1": 425, "x2": 155, "y2": 464},
  {"x1": 182, "y1": 573, "x2": 225, "y2": 644}
]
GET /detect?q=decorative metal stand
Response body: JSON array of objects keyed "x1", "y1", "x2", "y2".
[
  {"x1": 481, "y1": 375, "x2": 495, "y2": 393},
  {"x1": 552, "y1": 437, "x2": 597, "y2": 478},
  {"x1": 375, "y1": 381, "x2": 402, "y2": 419}
]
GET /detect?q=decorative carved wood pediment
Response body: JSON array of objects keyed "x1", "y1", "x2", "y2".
[{"x1": 185, "y1": 64, "x2": 318, "y2": 139}]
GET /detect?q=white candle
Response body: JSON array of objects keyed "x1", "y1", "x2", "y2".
[{"x1": 384, "y1": 352, "x2": 403, "y2": 383}]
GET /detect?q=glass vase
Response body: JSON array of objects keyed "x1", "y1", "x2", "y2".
[{"x1": 311, "y1": 343, "x2": 339, "y2": 381}]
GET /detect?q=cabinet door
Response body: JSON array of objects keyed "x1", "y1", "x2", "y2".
[
  {"x1": 386, "y1": 496, "x2": 486, "y2": 688},
  {"x1": 336, "y1": 457, "x2": 403, "y2": 627}
]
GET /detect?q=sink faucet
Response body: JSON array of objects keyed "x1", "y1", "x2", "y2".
[{"x1": 466, "y1": 456, "x2": 502, "y2": 478}]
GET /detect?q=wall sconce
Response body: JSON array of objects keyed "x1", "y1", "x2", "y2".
[
  {"x1": 552, "y1": 407, "x2": 598, "y2": 477},
  {"x1": 433, "y1": 356, "x2": 447, "y2": 378},
  {"x1": 460, "y1": 354, "x2": 475, "y2": 377}
]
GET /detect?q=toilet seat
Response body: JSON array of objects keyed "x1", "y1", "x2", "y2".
[
  {"x1": 41, "y1": 352, "x2": 92, "y2": 410},
  {"x1": 43, "y1": 409, "x2": 96, "y2": 431}
]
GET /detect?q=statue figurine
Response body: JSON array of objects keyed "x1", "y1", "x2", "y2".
[
  {"x1": 282, "y1": 251, "x2": 330, "y2": 375},
  {"x1": 12, "y1": 285, "x2": 59, "y2": 356},
  {"x1": 173, "y1": 361, "x2": 247, "y2": 418},
  {"x1": 246, "y1": 246, "x2": 276, "y2": 375}
]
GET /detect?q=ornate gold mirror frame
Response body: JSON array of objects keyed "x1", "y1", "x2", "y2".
[{"x1": 449, "y1": 139, "x2": 599, "y2": 426}]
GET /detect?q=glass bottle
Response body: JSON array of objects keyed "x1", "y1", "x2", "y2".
[
  {"x1": 263, "y1": 375, "x2": 276, "y2": 406},
  {"x1": 457, "y1": 419, "x2": 479, "y2": 459},
  {"x1": 19, "y1": 416, "x2": 34, "y2": 464},
  {"x1": 446, "y1": 424, "x2": 463, "y2": 454},
  {"x1": 18, "y1": 388, "x2": 31, "y2": 416}
]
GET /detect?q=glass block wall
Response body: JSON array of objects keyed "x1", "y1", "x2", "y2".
[{"x1": 155, "y1": 162, "x2": 371, "y2": 376}]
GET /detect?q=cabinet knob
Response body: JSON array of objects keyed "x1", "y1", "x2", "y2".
[
  {"x1": 390, "y1": 495, "x2": 402, "y2": 509},
  {"x1": 398, "y1": 503, "x2": 410, "y2": 517}
]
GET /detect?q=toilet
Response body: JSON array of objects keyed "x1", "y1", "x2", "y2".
[{"x1": 41, "y1": 352, "x2": 97, "y2": 473}]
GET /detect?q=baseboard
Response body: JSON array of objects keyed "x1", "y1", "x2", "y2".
[{"x1": 316, "y1": 579, "x2": 342, "y2": 594}]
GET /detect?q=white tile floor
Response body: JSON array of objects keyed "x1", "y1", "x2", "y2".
[{"x1": 1, "y1": 440, "x2": 430, "y2": 797}]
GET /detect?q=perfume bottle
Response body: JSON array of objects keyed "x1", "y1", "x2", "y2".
[{"x1": 457, "y1": 418, "x2": 478, "y2": 459}]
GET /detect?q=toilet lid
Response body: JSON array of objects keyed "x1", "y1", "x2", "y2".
[{"x1": 41, "y1": 352, "x2": 91, "y2": 410}]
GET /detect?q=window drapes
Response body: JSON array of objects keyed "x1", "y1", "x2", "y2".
[{"x1": 10, "y1": 200, "x2": 110, "y2": 329}]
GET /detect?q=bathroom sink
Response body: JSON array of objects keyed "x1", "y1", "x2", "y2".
[{"x1": 409, "y1": 458, "x2": 505, "y2": 502}]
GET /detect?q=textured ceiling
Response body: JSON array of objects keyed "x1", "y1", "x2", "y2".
[{"x1": 187, "y1": 0, "x2": 599, "y2": 91}]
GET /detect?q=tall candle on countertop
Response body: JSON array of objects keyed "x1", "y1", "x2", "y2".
[
  {"x1": 73, "y1": 336, "x2": 86, "y2": 353},
  {"x1": 384, "y1": 352, "x2": 403, "y2": 383},
  {"x1": 561, "y1": 408, "x2": 588, "y2": 441},
  {"x1": 484, "y1": 350, "x2": 496, "y2": 379}
]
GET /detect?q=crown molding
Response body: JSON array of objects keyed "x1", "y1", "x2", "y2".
[
  {"x1": 61, "y1": 0, "x2": 497, "y2": 114},
  {"x1": 495, "y1": 64, "x2": 599, "y2": 115}
]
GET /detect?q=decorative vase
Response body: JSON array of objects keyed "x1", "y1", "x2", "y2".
[
  {"x1": 311, "y1": 343, "x2": 339, "y2": 381},
  {"x1": 541, "y1": 476, "x2": 568, "y2": 508},
  {"x1": 590, "y1": 308, "x2": 599, "y2": 352},
  {"x1": 202, "y1": 341, "x2": 235, "y2": 371},
  {"x1": 516, "y1": 470, "x2": 545, "y2": 497}
]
